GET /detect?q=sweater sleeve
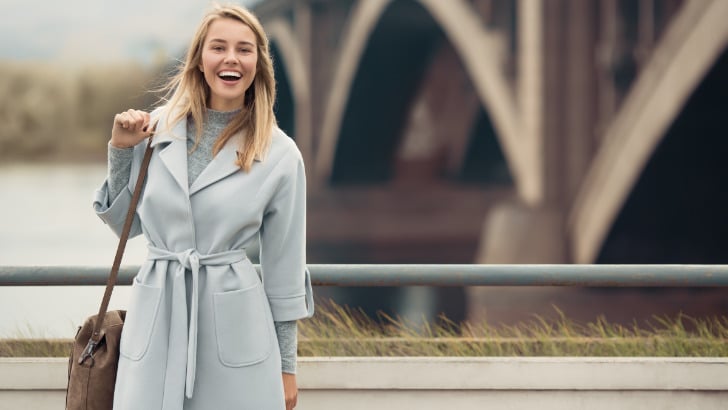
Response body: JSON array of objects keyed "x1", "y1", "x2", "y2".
[
  {"x1": 107, "y1": 143, "x2": 134, "y2": 203},
  {"x1": 93, "y1": 141, "x2": 144, "y2": 239},
  {"x1": 274, "y1": 320, "x2": 298, "y2": 374}
]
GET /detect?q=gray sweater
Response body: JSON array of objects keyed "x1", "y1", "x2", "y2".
[{"x1": 106, "y1": 109, "x2": 298, "y2": 374}]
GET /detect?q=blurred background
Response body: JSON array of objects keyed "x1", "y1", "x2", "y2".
[{"x1": 1, "y1": 0, "x2": 727, "y2": 336}]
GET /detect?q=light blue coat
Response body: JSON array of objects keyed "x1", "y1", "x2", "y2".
[{"x1": 93, "y1": 108, "x2": 313, "y2": 410}]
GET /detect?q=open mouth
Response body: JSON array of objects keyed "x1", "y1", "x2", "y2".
[{"x1": 218, "y1": 71, "x2": 242, "y2": 81}]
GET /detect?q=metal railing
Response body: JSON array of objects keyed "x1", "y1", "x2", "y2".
[{"x1": 2, "y1": 265, "x2": 728, "y2": 287}]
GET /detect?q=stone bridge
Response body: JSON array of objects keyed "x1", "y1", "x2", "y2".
[{"x1": 251, "y1": 0, "x2": 728, "y2": 321}]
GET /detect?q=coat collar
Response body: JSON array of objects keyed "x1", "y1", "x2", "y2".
[
  {"x1": 152, "y1": 114, "x2": 189, "y2": 195},
  {"x1": 148, "y1": 107, "x2": 262, "y2": 196}
]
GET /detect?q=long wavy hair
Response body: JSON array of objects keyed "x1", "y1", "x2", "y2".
[{"x1": 160, "y1": 3, "x2": 276, "y2": 171}]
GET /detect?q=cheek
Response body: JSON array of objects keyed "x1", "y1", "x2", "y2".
[
  {"x1": 201, "y1": 55, "x2": 212, "y2": 71},
  {"x1": 245, "y1": 60, "x2": 258, "y2": 78},
  {"x1": 200, "y1": 56, "x2": 218, "y2": 85},
  {"x1": 201, "y1": 51, "x2": 222, "y2": 69},
  {"x1": 245, "y1": 55, "x2": 258, "y2": 69},
  {"x1": 203, "y1": 71, "x2": 215, "y2": 87}
]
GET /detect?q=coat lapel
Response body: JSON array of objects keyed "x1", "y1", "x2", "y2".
[
  {"x1": 149, "y1": 109, "x2": 263, "y2": 196},
  {"x1": 152, "y1": 115, "x2": 189, "y2": 195},
  {"x1": 189, "y1": 134, "x2": 246, "y2": 195}
]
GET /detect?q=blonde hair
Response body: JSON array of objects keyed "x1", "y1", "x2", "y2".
[{"x1": 160, "y1": 3, "x2": 276, "y2": 171}]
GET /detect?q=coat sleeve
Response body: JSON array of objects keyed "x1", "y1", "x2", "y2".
[
  {"x1": 259, "y1": 148, "x2": 314, "y2": 322},
  {"x1": 92, "y1": 141, "x2": 146, "y2": 239}
]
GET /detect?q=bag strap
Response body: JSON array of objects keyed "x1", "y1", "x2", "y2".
[{"x1": 88, "y1": 131, "x2": 155, "y2": 345}]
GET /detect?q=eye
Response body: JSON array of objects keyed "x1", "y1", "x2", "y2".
[{"x1": 211, "y1": 45, "x2": 224, "y2": 52}]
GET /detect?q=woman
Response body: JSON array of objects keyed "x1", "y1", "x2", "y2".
[{"x1": 93, "y1": 4, "x2": 313, "y2": 409}]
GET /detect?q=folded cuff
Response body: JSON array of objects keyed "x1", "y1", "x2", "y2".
[
  {"x1": 268, "y1": 294, "x2": 308, "y2": 322},
  {"x1": 93, "y1": 181, "x2": 134, "y2": 234},
  {"x1": 268, "y1": 270, "x2": 315, "y2": 321}
]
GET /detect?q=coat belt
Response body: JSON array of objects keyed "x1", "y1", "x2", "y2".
[{"x1": 147, "y1": 245, "x2": 247, "y2": 399}]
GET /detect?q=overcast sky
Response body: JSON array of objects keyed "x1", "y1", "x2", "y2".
[{"x1": 0, "y1": 0, "x2": 260, "y2": 65}]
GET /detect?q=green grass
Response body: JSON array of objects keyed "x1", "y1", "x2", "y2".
[{"x1": 1, "y1": 301, "x2": 727, "y2": 358}]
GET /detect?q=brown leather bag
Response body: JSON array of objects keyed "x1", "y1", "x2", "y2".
[{"x1": 66, "y1": 135, "x2": 154, "y2": 410}]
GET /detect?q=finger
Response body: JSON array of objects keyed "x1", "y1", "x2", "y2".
[
  {"x1": 127, "y1": 110, "x2": 145, "y2": 132},
  {"x1": 136, "y1": 111, "x2": 153, "y2": 135},
  {"x1": 141, "y1": 113, "x2": 153, "y2": 135},
  {"x1": 287, "y1": 394, "x2": 297, "y2": 410},
  {"x1": 141, "y1": 112, "x2": 151, "y2": 131},
  {"x1": 114, "y1": 113, "x2": 129, "y2": 129}
]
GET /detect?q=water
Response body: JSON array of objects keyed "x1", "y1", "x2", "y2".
[{"x1": 0, "y1": 164, "x2": 148, "y2": 338}]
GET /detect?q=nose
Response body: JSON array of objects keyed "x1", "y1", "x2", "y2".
[{"x1": 224, "y1": 49, "x2": 238, "y2": 64}]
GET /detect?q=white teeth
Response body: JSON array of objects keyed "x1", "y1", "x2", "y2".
[{"x1": 219, "y1": 71, "x2": 241, "y2": 78}]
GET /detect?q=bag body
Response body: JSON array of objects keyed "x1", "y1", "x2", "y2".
[{"x1": 66, "y1": 309, "x2": 126, "y2": 409}]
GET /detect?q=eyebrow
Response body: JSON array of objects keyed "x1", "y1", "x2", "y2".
[{"x1": 208, "y1": 38, "x2": 255, "y2": 47}]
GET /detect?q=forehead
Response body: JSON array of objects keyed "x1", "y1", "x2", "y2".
[{"x1": 205, "y1": 17, "x2": 257, "y2": 45}]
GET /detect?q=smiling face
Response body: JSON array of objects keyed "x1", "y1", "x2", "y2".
[{"x1": 199, "y1": 17, "x2": 258, "y2": 111}]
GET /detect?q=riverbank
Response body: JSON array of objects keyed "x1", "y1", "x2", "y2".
[{"x1": 0, "y1": 61, "x2": 158, "y2": 164}]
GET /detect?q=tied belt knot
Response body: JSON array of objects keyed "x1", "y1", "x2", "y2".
[{"x1": 147, "y1": 245, "x2": 247, "y2": 399}]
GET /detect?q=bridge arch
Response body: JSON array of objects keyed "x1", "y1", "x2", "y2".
[
  {"x1": 569, "y1": 0, "x2": 728, "y2": 263},
  {"x1": 315, "y1": 0, "x2": 522, "y2": 189},
  {"x1": 265, "y1": 19, "x2": 312, "y2": 163},
  {"x1": 269, "y1": 43, "x2": 294, "y2": 138}
]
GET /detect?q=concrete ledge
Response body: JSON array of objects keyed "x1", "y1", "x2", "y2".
[
  {"x1": 298, "y1": 357, "x2": 728, "y2": 390},
  {"x1": 1, "y1": 357, "x2": 727, "y2": 410}
]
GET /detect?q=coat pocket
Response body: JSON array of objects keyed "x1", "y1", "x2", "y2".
[
  {"x1": 213, "y1": 283, "x2": 273, "y2": 367},
  {"x1": 119, "y1": 279, "x2": 162, "y2": 361}
]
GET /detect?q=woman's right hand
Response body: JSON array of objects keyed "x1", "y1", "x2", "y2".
[{"x1": 110, "y1": 109, "x2": 154, "y2": 149}]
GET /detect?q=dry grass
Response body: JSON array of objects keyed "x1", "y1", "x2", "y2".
[
  {"x1": 296, "y1": 301, "x2": 728, "y2": 357},
  {"x1": 2, "y1": 301, "x2": 726, "y2": 358}
]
